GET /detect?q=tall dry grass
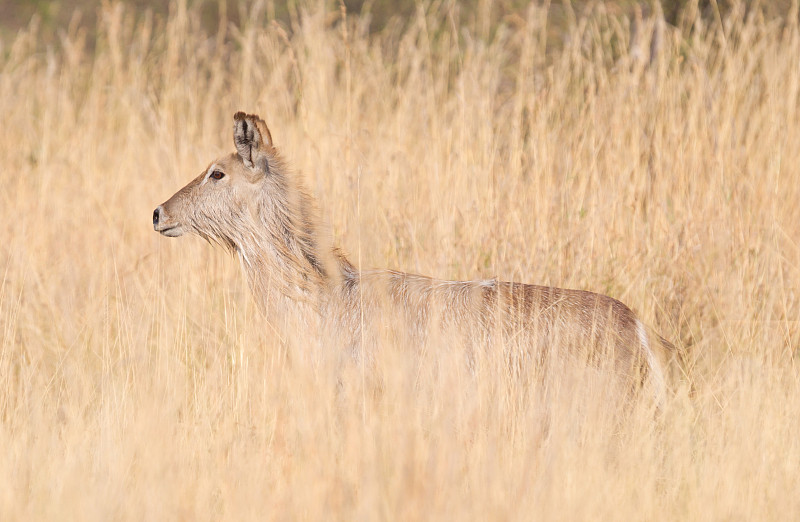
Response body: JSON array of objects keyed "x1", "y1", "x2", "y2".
[{"x1": 1, "y1": 0, "x2": 799, "y2": 519}]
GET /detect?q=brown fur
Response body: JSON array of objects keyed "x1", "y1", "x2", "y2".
[{"x1": 154, "y1": 112, "x2": 675, "y2": 402}]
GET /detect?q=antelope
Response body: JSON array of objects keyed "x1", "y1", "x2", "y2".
[{"x1": 153, "y1": 112, "x2": 676, "y2": 403}]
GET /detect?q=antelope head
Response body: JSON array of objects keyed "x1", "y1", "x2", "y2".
[{"x1": 152, "y1": 112, "x2": 277, "y2": 250}]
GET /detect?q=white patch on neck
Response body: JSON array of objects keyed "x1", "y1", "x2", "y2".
[{"x1": 235, "y1": 245, "x2": 251, "y2": 270}]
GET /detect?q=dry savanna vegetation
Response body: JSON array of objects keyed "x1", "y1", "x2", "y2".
[{"x1": 1, "y1": 0, "x2": 799, "y2": 519}]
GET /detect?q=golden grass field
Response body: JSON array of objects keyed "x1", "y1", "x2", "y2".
[{"x1": 1, "y1": 1, "x2": 799, "y2": 519}]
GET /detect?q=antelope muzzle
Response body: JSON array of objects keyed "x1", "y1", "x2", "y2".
[{"x1": 152, "y1": 205, "x2": 184, "y2": 237}]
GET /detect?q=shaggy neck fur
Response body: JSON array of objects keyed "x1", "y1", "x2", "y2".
[{"x1": 232, "y1": 160, "x2": 355, "y2": 313}]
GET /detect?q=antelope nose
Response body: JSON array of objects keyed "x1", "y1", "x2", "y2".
[{"x1": 153, "y1": 207, "x2": 161, "y2": 228}]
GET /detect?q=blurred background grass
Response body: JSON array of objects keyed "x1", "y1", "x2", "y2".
[
  {"x1": 2, "y1": 0, "x2": 796, "y2": 48},
  {"x1": 2, "y1": 0, "x2": 800, "y2": 519}
]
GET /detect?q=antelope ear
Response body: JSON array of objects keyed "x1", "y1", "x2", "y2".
[{"x1": 233, "y1": 112, "x2": 273, "y2": 169}]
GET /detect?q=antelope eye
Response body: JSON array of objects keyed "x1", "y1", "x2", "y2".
[{"x1": 210, "y1": 170, "x2": 225, "y2": 180}]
